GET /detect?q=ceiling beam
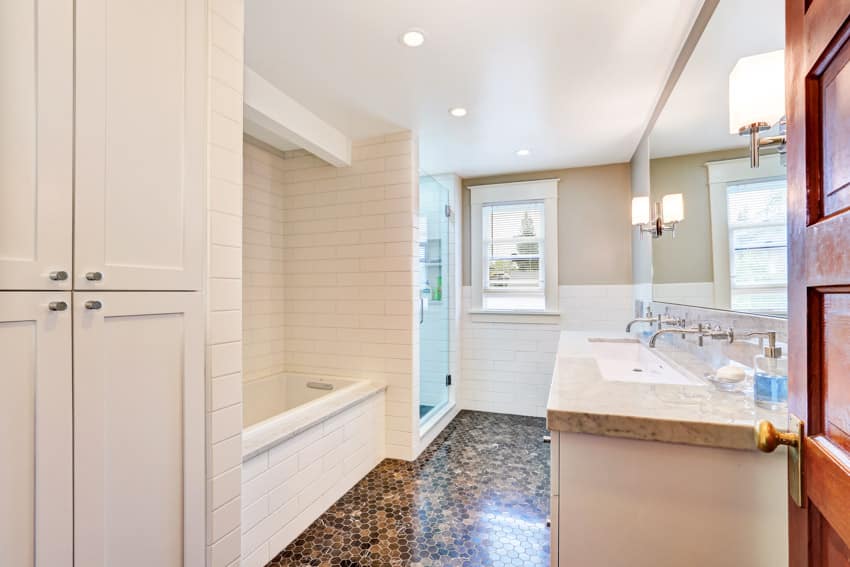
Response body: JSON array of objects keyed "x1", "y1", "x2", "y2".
[{"x1": 243, "y1": 67, "x2": 351, "y2": 167}]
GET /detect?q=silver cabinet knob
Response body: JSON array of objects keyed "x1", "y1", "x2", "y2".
[
  {"x1": 84, "y1": 300, "x2": 102, "y2": 310},
  {"x1": 48, "y1": 301, "x2": 68, "y2": 312},
  {"x1": 49, "y1": 270, "x2": 69, "y2": 281},
  {"x1": 85, "y1": 271, "x2": 104, "y2": 281}
]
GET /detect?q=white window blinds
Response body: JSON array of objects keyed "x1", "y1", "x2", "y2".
[
  {"x1": 481, "y1": 201, "x2": 545, "y2": 310},
  {"x1": 727, "y1": 178, "x2": 788, "y2": 315}
]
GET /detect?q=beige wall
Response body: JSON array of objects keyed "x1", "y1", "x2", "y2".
[
  {"x1": 461, "y1": 163, "x2": 633, "y2": 286},
  {"x1": 649, "y1": 148, "x2": 746, "y2": 284}
]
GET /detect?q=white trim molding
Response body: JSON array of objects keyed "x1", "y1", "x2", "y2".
[{"x1": 468, "y1": 179, "x2": 559, "y2": 315}]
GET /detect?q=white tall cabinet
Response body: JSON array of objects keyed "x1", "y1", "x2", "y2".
[
  {"x1": 75, "y1": 0, "x2": 206, "y2": 292},
  {"x1": 0, "y1": 2, "x2": 207, "y2": 566},
  {"x1": 0, "y1": 0, "x2": 73, "y2": 290},
  {"x1": 0, "y1": 294, "x2": 73, "y2": 567}
]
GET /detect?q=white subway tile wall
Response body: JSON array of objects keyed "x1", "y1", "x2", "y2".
[
  {"x1": 459, "y1": 284, "x2": 635, "y2": 417},
  {"x1": 206, "y1": 1, "x2": 245, "y2": 566},
  {"x1": 274, "y1": 134, "x2": 419, "y2": 460},
  {"x1": 459, "y1": 288, "x2": 561, "y2": 417},
  {"x1": 558, "y1": 284, "x2": 635, "y2": 332},
  {"x1": 243, "y1": 142, "x2": 287, "y2": 382},
  {"x1": 652, "y1": 282, "x2": 714, "y2": 307},
  {"x1": 240, "y1": 393, "x2": 386, "y2": 567}
]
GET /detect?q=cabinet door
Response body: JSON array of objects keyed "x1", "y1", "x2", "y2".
[
  {"x1": 75, "y1": 0, "x2": 206, "y2": 291},
  {"x1": 74, "y1": 292, "x2": 204, "y2": 567},
  {"x1": 0, "y1": 1, "x2": 73, "y2": 290},
  {"x1": 0, "y1": 293, "x2": 73, "y2": 567}
]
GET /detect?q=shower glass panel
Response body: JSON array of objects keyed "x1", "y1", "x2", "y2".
[{"x1": 418, "y1": 173, "x2": 451, "y2": 424}]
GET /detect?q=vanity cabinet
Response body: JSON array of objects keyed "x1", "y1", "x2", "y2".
[{"x1": 549, "y1": 431, "x2": 787, "y2": 567}]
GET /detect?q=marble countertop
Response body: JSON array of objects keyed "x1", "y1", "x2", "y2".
[{"x1": 546, "y1": 331, "x2": 788, "y2": 451}]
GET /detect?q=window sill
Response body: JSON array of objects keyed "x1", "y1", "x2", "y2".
[{"x1": 467, "y1": 309, "x2": 561, "y2": 324}]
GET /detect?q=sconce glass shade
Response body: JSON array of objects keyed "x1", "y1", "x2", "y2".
[
  {"x1": 632, "y1": 196, "x2": 650, "y2": 225},
  {"x1": 662, "y1": 193, "x2": 684, "y2": 223},
  {"x1": 729, "y1": 49, "x2": 785, "y2": 134}
]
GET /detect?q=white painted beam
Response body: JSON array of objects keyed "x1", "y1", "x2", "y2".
[{"x1": 243, "y1": 67, "x2": 351, "y2": 166}]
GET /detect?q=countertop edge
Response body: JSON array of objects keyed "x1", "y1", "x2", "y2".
[{"x1": 546, "y1": 409, "x2": 758, "y2": 452}]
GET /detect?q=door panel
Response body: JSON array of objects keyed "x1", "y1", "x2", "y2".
[
  {"x1": 823, "y1": 295, "x2": 850, "y2": 452},
  {"x1": 821, "y1": 40, "x2": 850, "y2": 217},
  {"x1": 787, "y1": 0, "x2": 850, "y2": 564},
  {"x1": 75, "y1": 0, "x2": 205, "y2": 291},
  {"x1": 0, "y1": 293, "x2": 72, "y2": 567},
  {"x1": 0, "y1": 0, "x2": 72, "y2": 290},
  {"x1": 74, "y1": 292, "x2": 204, "y2": 567}
]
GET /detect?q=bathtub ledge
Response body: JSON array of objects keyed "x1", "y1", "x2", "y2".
[{"x1": 242, "y1": 381, "x2": 387, "y2": 461}]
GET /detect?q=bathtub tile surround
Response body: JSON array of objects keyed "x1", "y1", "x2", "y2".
[
  {"x1": 266, "y1": 411, "x2": 549, "y2": 567},
  {"x1": 243, "y1": 140, "x2": 287, "y2": 382},
  {"x1": 207, "y1": 1, "x2": 246, "y2": 565},
  {"x1": 241, "y1": 134, "x2": 420, "y2": 463},
  {"x1": 241, "y1": 390, "x2": 386, "y2": 567}
]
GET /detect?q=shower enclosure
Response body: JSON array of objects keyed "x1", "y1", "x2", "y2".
[{"x1": 418, "y1": 173, "x2": 452, "y2": 424}]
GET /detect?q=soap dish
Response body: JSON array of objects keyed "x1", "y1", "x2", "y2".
[{"x1": 704, "y1": 373, "x2": 739, "y2": 391}]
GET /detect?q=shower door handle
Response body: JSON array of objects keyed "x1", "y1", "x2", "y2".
[{"x1": 419, "y1": 296, "x2": 424, "y2": 325}]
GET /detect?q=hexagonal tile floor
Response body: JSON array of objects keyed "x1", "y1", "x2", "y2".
[{"x1": 266, "y1": 410, "x2": 550, "y2": 567}]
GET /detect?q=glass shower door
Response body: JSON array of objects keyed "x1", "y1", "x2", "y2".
[{"x1": 418, "y1": 173, "x2": 451, "y2": 424}]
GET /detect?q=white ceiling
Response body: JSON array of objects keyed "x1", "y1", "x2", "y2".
[
  {"x1": 649, "y1": 0, "x2": 785, "y2": 159},
  {"x1": 245, "y1": 0, "x2": 704, "y2": 177}
]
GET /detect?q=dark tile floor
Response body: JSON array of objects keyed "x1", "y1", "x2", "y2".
[{"x1": 266, "y1": 410, "x2": 550, "y2": 567}]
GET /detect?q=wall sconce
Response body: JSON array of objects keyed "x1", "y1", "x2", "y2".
[
  {"x1": 632, "y1": 194, "x2": 684, "y2": 238},
  {"x1": 729, "y1": 49, "x2": 786, "y2": 168}
]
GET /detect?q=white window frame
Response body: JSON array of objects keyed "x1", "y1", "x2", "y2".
[
  {"x1": 706, "y1": 154, "x2": 786, "y2": 312},
  {"x1": 469, "y1": 179, "x2": 559, "y2": 314}
]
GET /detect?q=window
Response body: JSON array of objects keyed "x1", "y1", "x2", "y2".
[
  {"x1": 727, "y1": 179, "x2": 787, "y2": 315},
  {"x1": 482, "y1": 201, "x2": 545, "y2": 310},
  {"x1": 706, "y1": 154, "x2": 787, "y2": 315},
  {"x1": 469, "y1": 180, "x2": 558, "y2": 313}
]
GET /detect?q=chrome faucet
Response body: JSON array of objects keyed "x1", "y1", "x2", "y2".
[
  {"x1": 648, "y1": 324, "x2": 736, "y2": 348},
  {"x1": 626, "y1": 309, "x2": 683, "y2": 333},
  {"x1": 648, "y1": 326, "x2": 707, "y2": 347},
  {"x1": 625, "y1": 307, "x2": 656, "y2": 333},
  {"x1": 626, "y1": 316, "x2": 656, "y2": 333}
]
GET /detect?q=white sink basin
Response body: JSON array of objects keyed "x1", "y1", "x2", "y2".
[{"x1": 588, "y1": 339, "x2": 701, "y2": 386}]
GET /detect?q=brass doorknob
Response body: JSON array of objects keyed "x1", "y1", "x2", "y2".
[{"x1": 755, "y1": 420, "x2": 800, "y2": 453}]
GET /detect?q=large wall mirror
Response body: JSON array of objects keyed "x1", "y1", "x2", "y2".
[{"x1": 646, "y1": 0, "x2": 787, "y2": 317}]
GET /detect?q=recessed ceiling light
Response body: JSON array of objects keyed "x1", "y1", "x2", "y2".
[
  {"x1": 516, "y1": 149, "x2": 531, "y2": 156},
  {"x1": 449, "y1": 107, "x2": 467, "y2": 117},
  {"x1": 400, "y1": 29, "x2": 426, "y2": 48}
]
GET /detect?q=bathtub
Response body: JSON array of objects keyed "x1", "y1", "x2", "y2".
[
  {"x1": 244, "y1": 373, "x2": 362, "y2": 430},
  {"x1": 240, "y1": 373, "x2": 386, "y2": 567}
]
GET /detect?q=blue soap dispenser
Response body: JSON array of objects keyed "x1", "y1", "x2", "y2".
[{"x1": 753, "y1": 333, "x2": 788, "y2": 410}]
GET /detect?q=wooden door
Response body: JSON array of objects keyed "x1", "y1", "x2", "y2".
[
  {"x1": 0, "y1": 0, "x2": 73, "y2": 290},
  {"x1": 0, "y1": 293, "x2": 73, "y2": 567},
  {"x1": 73, "y1": 292, "x2": 205, "y2": 567},
  {"x1": 74, "y1": 0, "x2": 206, "y2": 292},
  {"x1": 786, "y1": 1, "x2": 850, "y2": 564}
]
